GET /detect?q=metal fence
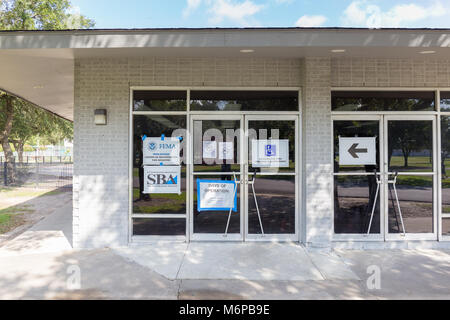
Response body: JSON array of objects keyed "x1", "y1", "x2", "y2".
[{"x1": 0, "y1": 160, "x2": 73, "y2": 190}]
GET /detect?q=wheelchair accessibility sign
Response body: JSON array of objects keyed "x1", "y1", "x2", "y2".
[
  {"x1": 252, "y1": 140, "x2": 289, "y2": 168},
  {"x1": 265, "y1": 144, "x2": 276, "y2": 157}
]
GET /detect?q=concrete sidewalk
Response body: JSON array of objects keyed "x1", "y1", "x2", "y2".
[{"x1": 0, "y1": 201, "x2": 449, "y2": 299}]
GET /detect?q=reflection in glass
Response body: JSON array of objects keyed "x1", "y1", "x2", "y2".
[
  {"x1": 388, "y1": 175, "x2": 433, "y2": 234},
  {"x1": 441, "y1": 92, "x2": 450, "y2": 111},
  {"x1": 193, "y1": 175, "x2": 241, "y2": 234},
  {"x1": 333, "y1": 121, "x2": 380, "y2": 173},
  {"x1": 247, "y1": 175, "x2": 295, "y2": 234},
  {"x1": 248, "y1": 176, "x2": 295, "y2": 234},
  {"x1": 133, "y1": 219, "x2": 186, "y2": 236},
  {"x1": 388, "y1": 121, "x2": 433, "y2": 172},
  {"x1": 248, "y1": 120, "x2": 296, "y2": 173},
  {"x1": 443, "y1": 219, "x2": 450, "y2": 236},
  {"x1": 133, "y1": 90, "x2": 187, "y2": 111},
  {"x1": 442, "y1": 116, "x2": 450, "y2": 236},
  {"x1": 190, "y1": 91, "x2": 298, "y2": 111},
  {"x1": 334, "y1": 176, "x2": 380, "y2": 234},
  {"x1": 332, "y1": 91, "x2": 435, "y2": 112},
  {"x1": 193, "y1": 120, "x2": 241, "y2": 173},
  {"x1": 133, "y1": 115, "x2": 187, "y2": 216}
]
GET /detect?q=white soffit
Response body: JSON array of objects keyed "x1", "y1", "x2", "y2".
[{"x1": 0, "y1": 28, "x2": 449, "y2": 121}]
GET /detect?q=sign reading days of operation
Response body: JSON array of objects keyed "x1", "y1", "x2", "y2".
[
  {"x1": 143, "y1": 137, "x2": 180, "y2": 166},
  {"x1": 144, "y1": 166, "x2": 181, "y2": 194},
  {"x1": 339, "y1": 137, "x2": 377, "y2": 165},
  {"x1": 197, "y1": 180, "x2": 237, "y2": 212},
  {"x1": 252, "y1": 140, "x2": 290, "y2": 168}
]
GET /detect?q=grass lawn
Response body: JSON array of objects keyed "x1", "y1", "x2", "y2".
[{"x1": 0, "y1": 205, "x2": 33, "y2": 234}]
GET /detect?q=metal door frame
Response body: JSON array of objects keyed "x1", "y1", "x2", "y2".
[
  {"x1": 383, "y1": 115, "x2": 438, "y2": 241},
  {"x1": 189, "y1": 114, "x2": 301, "y2": 242}
]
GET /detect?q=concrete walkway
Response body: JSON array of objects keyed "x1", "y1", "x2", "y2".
[{"x1": 0, "y1": 200, "x2": 449, "y2": 299}]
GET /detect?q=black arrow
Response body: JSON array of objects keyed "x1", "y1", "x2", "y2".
[{"x1": 348, "y1": 143, "x2": 368, "y2": 159}]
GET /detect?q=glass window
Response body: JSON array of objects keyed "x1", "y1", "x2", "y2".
[
  {"x1": 332, "y1": 91, "x2": 435, "y2": 112},
  {"x1": 133, "y1": 115, "x2": 187, "y2": 216},
  {"x1": 334, "y1": 120, "x2": 380, "y2": 173},
  {"x1": 334, "y1": 175, "x2": 380, "y2": 234},
  {"x1": 190, "y1": 91, "x2": 299, "y2": 111},
  {"x1": 193, "y1": 119, "x2": 241, "y2": 173},
  {"x1": 248, "y1": 120, "x2": 296, "y2": 174},
  {"x1": 441, "y1": 92, "x2": 450, "y2": 111},
  {"x1": 443, "y1": 219, "x2": 450, "y2": 236},
  {"x1": 193, "y1": 175, "x2": 241, "y2": 234},
  {"x1": 133, "y1": 219, "x2": 186, "y2": 236},
  {"x1": 388, "y1": 175, "x2": 433, "y2": 234},
  {"x1": 442, "y1": 116, "x2": 450, "y2": 236},
  {"x1": 133, "y1": 90, "x2": 187, "y2": 111},
  {"x1": 248, "y1": 175, "x2": 296, "y2": 235},
  {"x1": 388, "y1": 120, "x2": 433, "y2": 173}
]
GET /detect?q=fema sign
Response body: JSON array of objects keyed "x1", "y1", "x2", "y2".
[
  {"x1": 143, "y1": 137, "x2": 181, "y2": 166},
  {"x1": 144, "y1": 166, "x2": 181, "y2": 194}
]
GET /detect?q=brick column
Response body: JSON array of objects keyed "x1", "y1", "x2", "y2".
[{"x1": 302, "y1": 57, "x2": 333, "y2": 248}]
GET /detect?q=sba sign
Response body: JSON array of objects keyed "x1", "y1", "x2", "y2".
[{"x1": 144, "y1": 166, "x2": 181, "y2": 194}]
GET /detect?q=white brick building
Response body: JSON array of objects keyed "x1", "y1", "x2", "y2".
[{"x1": 1, "y1": 28, "x2": 449, "y2": 249}]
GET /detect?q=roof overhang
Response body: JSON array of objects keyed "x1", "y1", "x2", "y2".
[{"x1": 1, "y1": 27, "x2": 450, "y2": 121}]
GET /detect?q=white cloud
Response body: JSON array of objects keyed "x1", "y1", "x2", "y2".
[
  {"x1": 342, "y1": 1, "x2": 447, "y2": 28},
  {"x1": 208, "y1": 0, "x2": 264, "y2": 26},
  {"x1": 183, "y1": 0, "x2": 203, "y2": 17},
  {"x1": 295, "y1": 15, "x2": 327, "y2": 27}
]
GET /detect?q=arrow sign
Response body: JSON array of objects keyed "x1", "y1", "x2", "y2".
[
  {"x1": 348, "y1": 143, "x2": 368, "y2": 159},
  {"x1": 339, "y1": 137, "x2": 376, "y2": 165}
]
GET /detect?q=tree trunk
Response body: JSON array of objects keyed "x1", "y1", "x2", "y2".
[
  {"x1": 0, "y1": 95, "x2": 15, "y2": 183},
  {"x1": 403, "y1": 154, "x2": 409, "y2": 168},
  {"x1": 402, "y1": 149, "x2": 409, "y2": 168},
  {"x1": 14, "y1": 141, "x2": 24, "y2": 164}
]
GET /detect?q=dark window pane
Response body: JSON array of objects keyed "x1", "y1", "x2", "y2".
[
  {"x1": 133, "y1": 90, "x2": 187, "y2": 111},
  {"x1": 193, "y1": 175, "x2": 241, "y2": 234},
  {"x1": 133, "y1": 219, "x2": 186, "y2": 236},
  {"x1": 248, "y1": 175, "x2": 296, "y2": 234},
  {"x1": 388, "y1": 175, "x2": 433, "y2": 234},
  {"x1": 133, "y1": 115, "x2": 187, "y2": 214},
  {"x1": 333, "y1": 121, "x2": 380, "y2": 173},
  {"x1": 441, "y1": 92, "x2": 450, "y2": 111},
  {"x1": 388, "y1": 120, "x2": 433, "y2": 173},
  {"x1": 334, "y1": 176, "x2": 380, "y2": 234},
  {"x1": 190, "y1": 91, "x2": 298, "y2": 111},
  {"x1": 332, "y1": 91, "x2": 435, "y2": 112}
]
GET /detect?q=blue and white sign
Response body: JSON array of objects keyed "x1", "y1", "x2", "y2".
[
  {"x1": 252, "y1": 140, "x2": 289, "y2": 168},
  {"x1": 144, "y1": 166, "x2": 181, "y2": 194},
  {"x1": 143, "y1": 137, "x2": 180, "y2": 166},
  {"x1": 197, "y1": 179, "x2": 237, "y2": 212}
]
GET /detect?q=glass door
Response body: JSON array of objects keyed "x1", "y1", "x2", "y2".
[
  {"x1": 333, "y1": 115, "x2": 384, "y2": 240},
  {"x1": 244, "y1": 115, "x2": 299, "y2": 241},
  {"x1": 383, "y1": 115, "x2": 437, "y2": 240},
  {"x1": 190, "y1": 115, "x2": 244, "y2": 241}
]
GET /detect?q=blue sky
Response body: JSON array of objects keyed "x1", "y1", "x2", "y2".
[{"x1": 70, "y1": 0, "x2": 450, "y2": 29}]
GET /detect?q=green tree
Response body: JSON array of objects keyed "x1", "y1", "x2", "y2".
[{"x1": 0, "y1": 0, "x2": 93, "y2": 183}]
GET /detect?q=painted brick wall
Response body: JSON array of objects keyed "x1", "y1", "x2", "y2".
[
  {"x1": 331, "y1": 58, "x2": 450, "y2": 87},
  {"x1": 302, "y1": 57, "x2": 333, "y2": 247},
  {"x1": 73, "y1": 57, "x2": 303, "y2": 248}
]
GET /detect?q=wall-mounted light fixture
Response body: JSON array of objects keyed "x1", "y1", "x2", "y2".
[{"x1": 94, "y1": 109, "x2": 107, "y2": 125}]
